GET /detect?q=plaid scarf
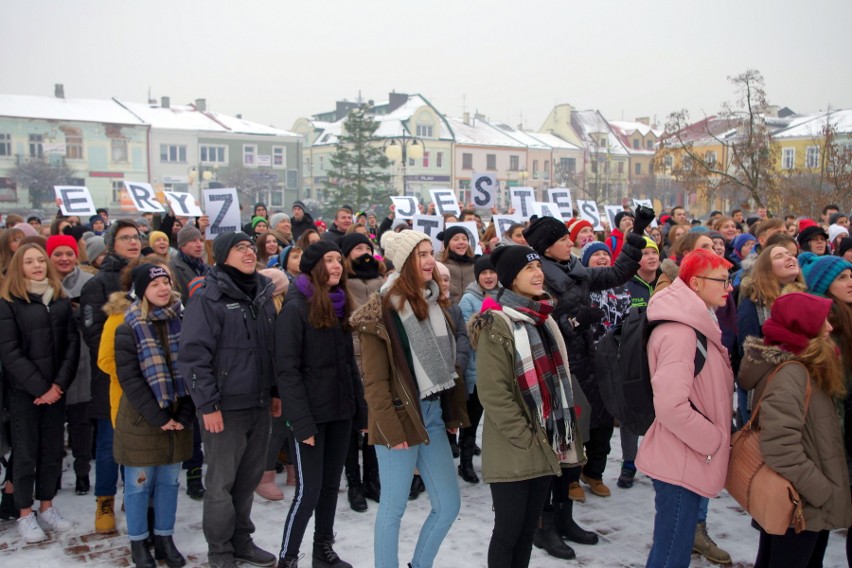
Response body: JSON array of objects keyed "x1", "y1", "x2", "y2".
[
  {"x1": 124, "y1": 299, "x2": 186, "y2": 409},
  {"x1": 495, "y1": 289, "x2": 576, "y2": 459},
  {"x1": 178, "y1": 250, "x2": 207, "y2": 277}
]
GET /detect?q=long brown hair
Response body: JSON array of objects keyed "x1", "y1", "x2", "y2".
[
  {"x1": 743, "y1": 245, "x2": 805, "y2": 307},
  {"x1": 383, "y1": 241, "x2": 449, "y2": 320},
  {"x1": 826, "y1": 286, "x2": 852, "y2": 378},
  {"x1": 0, "y1": 228, "x2": 25, "y2": 274},
  {"x1": 254, "y1": 233, "x2": 279, "y2": 266},
  {"x1": 306, "y1": 252, "x2": 352, "y2": 330},
  {"x1": 0, "y1": 243, "x2": 65, "y2": 302},
  {"x1": 797, "y1": 336, "x2": 846, "y2": 398}
]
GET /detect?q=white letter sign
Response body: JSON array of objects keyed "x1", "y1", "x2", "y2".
[
  {"x1": 54, "y1": 186, "x2": 96, "y2": 217},
  {"x1": 576, "y1": 200, "x2": 603, "y2": 231},
  {"x1": 412, "y1": 214, "x2": 444, "y2": 254},
  {"x1": 390, "y1": 196, "x2": 418, "y2": 220},
  {"x1": 547, "y1": 188, "x2": 574, "y2": 219},
  {"x1": 446, "y1": 221, "x2": 482, "y2": 255},
  {"x1": 430, "y1": 189, "x2": 460, "y2": 216},
  {"x1": 164, "y1": 191, "x2": 204, "y2": 217},
  {"x1": 632, "y1": 199, "x2": 658, "y2": 227},
  {"x1": 604, "y1": 205, "x2": 624, "y2": 230},
  {"x1": 535, "y1": 202, "x2": 564, "y2": 222},
  {"x1": 123, "y1": 181, "x2": 166, "y2": 213},
  {"x1": 491, "y1": 215, "x2": 524, "y2": 239},
  {"x1": 203, "y1": 187, "x2": 241, "y2": 239},
  {"x1": 510, "y1": 187, "x2": 536, "y2": 219},
  {"x1": 470, "y1": 172, "x2": 497, "y2": 210}
]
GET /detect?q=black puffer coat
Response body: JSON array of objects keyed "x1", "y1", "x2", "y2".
[
  {"x1": 80, "y1": 253, "x2": 128, "y2": 419},
  {"x1": 0, "y1": 292, "x2": 80, "y2": 398},
  {"x1": 542, "y1": 243, "x2": 641, "y2": 428},
  {"x1": 275, "y1": 285, "x2": 367, "y2": 442}
]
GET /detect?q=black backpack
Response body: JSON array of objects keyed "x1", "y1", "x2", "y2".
[{"x1": 596, "y1": 306, "x2": 707, "y2": 436}]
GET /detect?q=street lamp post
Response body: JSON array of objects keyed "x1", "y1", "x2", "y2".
[{"x1": 385, "y1": 131, "x2": 424, "y2": 196}]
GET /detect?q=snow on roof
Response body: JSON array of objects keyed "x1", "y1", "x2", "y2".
[
  {"x1": 0, "y1": 94, "x2": 145, "y2": 125},
  {"x1": 526, "y1": 131, "x2": 582, "y2": 151},
  {"x1": 609, "y1": 120, "x2": 662, "y2": 138},
  {"x1": 773, "y1": 109, "x2": 852, "y2": 139},
  {"x1": 570, "y1": 110, "x2": 629, "y2": 155},
  {"x1": 206, "y1": 112, "x2": 298, "y2": 138},
  {"x1": 444, "y1": 116, "x2": 526, "y2": 148},
  {"x1": 490, "y1": 123, "x2": 551, "y2": 149},
  {"x1": 117, "y1": 100, "x2": 228, "y2": 132}
]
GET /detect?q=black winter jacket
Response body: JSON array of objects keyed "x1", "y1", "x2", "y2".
[
  {"x1": 321, "y1": 226, "x2": 345, "y2": 244},
  {"x1": 542, "y1": 243, "x2": 641, "y2": 428},
  {"x1": 178, "y1": 267, "x2": 277, "y2": 414},
  {"x1": 170, "y1": 254, "x2": 209, "y2": 305},
  {"x1": 0, "y1": 293, "x2": 80, "y2": 398},
  {"x1": 276, "y1": 286, "x2": 367, "y2": 442},
  {"x1": 291, "y1": 212, "x2": 315, "y2": 241},
  {"x1": 80, "y1": 253, "x2": 129, "y2": 418}
]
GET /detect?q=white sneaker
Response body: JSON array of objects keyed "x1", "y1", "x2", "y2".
[
  {"x1": 18, "y1": 512, "x2": 47, "y2": 543},
  {"x1": 37, "y1": 506, "x2": 72, "y2": 533}
]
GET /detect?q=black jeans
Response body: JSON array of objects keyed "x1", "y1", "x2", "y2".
[
  {"x1": 200, "y1": 408, "x2": 269, "y2": 555},
  {"x1": 755, "y1": 526, "x2": 828, "y2": 568},
  {"x1": 488, "y1": 476, "x2": 551, "y2": 568},
  {"x1": 182, "y1": 416, "x2": 204, "y2": 470},
  {"x1": 459, "y1": 387, "x2": 483, "y2": 459},
  {"x1": 344, "y1": 428, "x2": 377, "y2": 483},
  {"x1": 66, "y1": 401, "x2": 92, "y2": 477},
  {"x1": 581, "y1": 420, "x2": 614, "y2": 480},
  {"x1": 9, "y1": 389, "x2": 66, "y2": 510},
  {"x1": 280, "y1": 419, "x2": 352, "y2": 558}
]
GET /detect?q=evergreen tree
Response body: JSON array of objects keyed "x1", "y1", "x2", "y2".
[{"x1": 323, "y1": 105, "x2": 392, "y2": 209}]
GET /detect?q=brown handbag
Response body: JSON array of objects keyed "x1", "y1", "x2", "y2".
[{"x1": 725, "y1": 361, "x2": 810, "y2": 535}]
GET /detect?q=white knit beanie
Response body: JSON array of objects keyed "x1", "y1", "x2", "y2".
[
  {"x1": 381, "y1": 229, "x2": 429, "y2": 270},
  {"x1": 829, "y1": 223, "x2": 848, "y2": 244}
]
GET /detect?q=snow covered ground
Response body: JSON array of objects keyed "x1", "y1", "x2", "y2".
[{"x1": 1, "y1": 426, "x2": 848, "y2": 567}]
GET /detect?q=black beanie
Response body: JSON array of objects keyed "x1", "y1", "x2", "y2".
[
  {"x1": 299, "y1": 241, "x2": 342, "y2": 274},
  {"x1": 797, "y1": 225, "x2": 828, "y2": 248},
  {"x1": 491, "y1": 245, "x2": 541, "y2": 289},
  {"x1": 839, "y1": 237, "x2": 852, "y2": 259},
  {"x1": 436, "y1": 225, "x2": 470, "y2": 247},
  {"x1": 339, "y1": 232, "x2": 374, "y2": 258},
  {"x1": 474, "y1": 254, "x2": 495, "y2": 281},
  {"x1": 132, "y1": 263, "x2": 171, "y2": 298},
  {"x1": 613, "y1": 210, "x2": 634, "y2": 230},
  {"x1": 522, "y1": 216, "x2": 569, "y2": 255},
  {"x1": 213, "y1": 231, "x2": 252, "y2": 266}
]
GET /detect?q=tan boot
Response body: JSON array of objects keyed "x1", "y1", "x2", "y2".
[
  {"x1": 568, "y1": 482, "x2": 586, "y2": 502},
  {"x1": 693, "y1": 521, "x2": 732, "y2": 565},
  {"x1": 255, "y1": 470, "x2": 284, "y2": 501},
  {"x1": 95, "y1": 495, "x2": 116, "y2": 534},
  {"x1": 580, "y1": 474, "x2": 612, "y2": 498}
]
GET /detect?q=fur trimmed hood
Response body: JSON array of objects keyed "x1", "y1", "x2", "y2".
[
  {"x1": 738, "y1": 335, "x2": 795, "y2": 391},
  {"x1": 467, "y1": 310, "x2": 494, "y2": 350},
  {"x1": 103, "y1": 291, "x2": 132, "y2": 316},
  {"x1": 349, "y1": 291, "x2": 383, "y2": 330},
  {"x1": 660, "y1": 258, "x2": 680, "y2": 283}
]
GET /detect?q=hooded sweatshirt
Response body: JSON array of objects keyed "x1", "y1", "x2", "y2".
[
  {"x1": 458, "y1": 280, "x2": 501, "y2": 393},
  {"x1": 635, "y1": 277, "x2": 734, "y2": 498}
]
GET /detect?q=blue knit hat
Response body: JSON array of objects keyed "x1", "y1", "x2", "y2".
[
  {"x1": 581, "y1": 241, "x2": 611, "y2": 267},
  {"x1": 732, "y1": 233, "x2": 757, "y2": 255},
  {"x1": 799, "y1": 252, "x2": 852, "y2": 297}
]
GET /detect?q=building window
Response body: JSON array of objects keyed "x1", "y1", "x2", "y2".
[
  {"x1": 532, "y1": 160, "x2": 539, "y2": 178},
  {"x1": 591, "y1": 160, "x2": 598, "y2": 174},
  {"x1": 543, "y1": 160, "x2": 549, "y2": 179},
  {"x1": 509, "y1": 155, "x2": 519, "y2": 171},
  {"x1": 646, "y1": 139, "x2": 654, "y2": 150},
  {"x1": 243, "y1": 144, "x2": 257, "y2": 166},
  {"x1": 160, "y1": 144, "x2": 187, "y2": 163},
  {"x1": 705, "y1": 151, "x2": 717, "y2": 167},
  {"x1": 272, "y1": 146, "x2": 286, "y2": 168},
  {"x1": 65, "y1": 131, "x2": 83, "y2": 160},
  {"x1": 633, "y1": 139, "x2": 640, "y2": 150},
  {"x1": 415, "y1": 124, "x2": 433, "y2": 137},
  {"x1": 286, "y1": 170, "x2": 298, "y2": 189},
  {"x1": 29, "y1": 134, "x2": 44, "y2": 158},
  {"x1": 462, "y1": 153, "x2": 473, "y2": 170},
  {"x1": 423, "y1": 152, "x2": 430, "y2": 168},
  {"x1": 408, "y1": 157, "x2": 415, "y2": 167},
  {"x1": 436, "y1": 152, "x2": 444, "y2": 168},
  {"x1": 0, "y1": 134, "x2": 10, "y2": 157},
  {"x1": 271, "y1": 191, "x2": 284, "y2": 207},
  {"x1": 111, "y1": 139, "x2": 128, "y2": 162},
  {"x1": 617, "y1": 161, "x2": 623, "y2": 174},
  {"x1": 559, "y1": 157, "x2": 576, "y2": 173},
  {"x1": 486, "y1": 154, "x2": 497, "y2": 170},
  {"x1": 200, "y1": 144, "x2": 227, "y2": 164},
  {"x1": 111, "y1": 180, "x2": 125, "y2": 203},
  {"x1": 806, "y1": 146, "x2": 820, "y2": 169},
  {"x1": 635, "y1": 162, "x2": 642, "y2": 175},
  {"x1": 782, "y1": 148, "x2": 795, "y2": 170},
  {"x1": 664, "y1": 155, "x2": 674, "y2": 169}
]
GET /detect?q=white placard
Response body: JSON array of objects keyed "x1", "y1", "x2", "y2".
[
  {"x1": 492, "y1": 214, "x2": 525, "y2": 238},
  {"x1": 256, "y1": 155, "x2": 272, "y2": 167},
  {"x1": 54, "y1": 186, "x2": 97, "y2": 217},
  {"x1": 576, "y1": 200, "x2": 603, "y2": 231},
  {"x1": 632, "y1": 199, "x2": 658, "y2": 227},
  {"x1": 429, "y1": 189, "x2": 460, "y2": 216},
  {"x1": 510, "y1": 187, "x2": 536, "y2": 219},
  {"x1": 203, "y1": 187, "x2": 241, "y2": 239},
  {"x1": 390, "y1": 196, "x2": 418, "y2": 220},
  {"x1": 604, "y1": 205, "x2": 625, "y2": 230},
  {"x1": 470, "y1": 172, "x2": 497, "y2": 210},
  {"x1": 445, "y1": 221, "x2": 482, "y2": 255},
  {"x1": 412, "y1": 215, "x2": 444, "y2": 255},
  {"x1": 164, "y1": 191, "x2": 204, "y2": 217},
  {"x1": 535, "y1": 201, "x2": 564, "y2": 222},
  {"x1": 547, "y1": 187, "x2": 574, "y2": 219},
  {"x1": 123, "y1": 181, "x2": 166, "y2": 213}
]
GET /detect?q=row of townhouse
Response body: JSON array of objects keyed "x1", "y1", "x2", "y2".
[
  {"x1": 292, "y1": 94, "x2": 663, "y2": 208},
  {"x1": 0, "y1": 86, "x2": 301, "y2": 212}
]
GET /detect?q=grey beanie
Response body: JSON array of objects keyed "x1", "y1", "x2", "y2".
[
  {"x1": 213, "y1": 231, "x2": 252, "y2": 266},
  {"x1": 269, "y1": 212, "x2": 290, "y2": 229},
  {"x1": 177, "y1": 224, "x2": 204, "y2": 249},
  {"x1": 84, "y1": 235, "x2": 107, "y2": 264}
]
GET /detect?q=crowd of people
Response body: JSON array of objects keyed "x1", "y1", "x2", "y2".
[{"x1": 0, "y1": 198, "x2": 851, "y2": 568}]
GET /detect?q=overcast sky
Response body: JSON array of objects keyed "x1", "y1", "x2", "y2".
[{"x1": 3, "y1": 0, "x2": 850, "y2": 133}]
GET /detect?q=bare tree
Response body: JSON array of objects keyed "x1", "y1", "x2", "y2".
[{"x1": 10, "y1": 159, "x2": 75, "y2": 208}]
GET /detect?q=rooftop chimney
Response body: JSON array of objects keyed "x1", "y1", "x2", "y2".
[
  {"x1": 54, "y1": 84, "x2": 65, "y2": 99},
  {"x1": 636, "y1": 116, "x2": 650, "y2": 126},
  {"x1": 388, "y1": 92, "x2": 408, "y2": 113},
  {"x1": 463, "y1": 112, "x2": 470, "y2": 125},
  {"x1": 236, "y1": 113, "x2": 242, "y2": 119},
  {"x1": 161, "y1": 96, "x2": 170, "y2": 109},
  {"x1": 195, "y1": 98, "x2": 207, "y2": 112}
]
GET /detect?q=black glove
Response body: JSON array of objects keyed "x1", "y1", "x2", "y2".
[
  {"x1": 632, "y1": 205, "x2": 656, "y2": 235},
  {"x1": 572, "y1": 306, "x2": 605, "y2": 331},
  {"x1": 625, "y1": 231, "x2": 647, "y2": 249}
]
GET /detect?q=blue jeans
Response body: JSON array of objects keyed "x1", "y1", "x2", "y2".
[
  {"x1": 698, "y1": 496, "x2": 708, "y2": 523},
  {"x1": 94, "y1": 418, "x2": 119, "y2": 497},
  {"x1": 124, "y1": 463, "x2": 181, "y2": 541},
  {"x1": 374, "y1": 399, "x2": 461, "y2": 568},
  {"x1": 646, "y1": 478, "x2": 702, "y2": 568}
]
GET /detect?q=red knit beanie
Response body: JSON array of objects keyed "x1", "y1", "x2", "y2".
[
  {"x1": 567, "y1": 219, "x2": 593, "y2": 243},
  {"x1": 46, "y1": 234, "x2": 79, "y2": 257},
  {"x1": 762, "y1": 292, "x2": 832, "y2": 355}
]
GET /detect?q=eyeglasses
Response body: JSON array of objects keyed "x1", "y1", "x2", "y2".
[
  {"x1": 234, "y1": 243, "x2": 258, "y2": 255},
  {"x1": 697, "y1": 275, "x2": 732, "y2": 287},
  {"x1": 116, "y1": 234, "x2": 142, "y2": 243}
]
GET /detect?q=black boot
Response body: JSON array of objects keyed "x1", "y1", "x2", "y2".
[
  {"x1": 408, "y1": 475, "x2": 425, "y2": 501},
  {"x1": 75, "y1": 475, "x2": 90, "y2": 495},
  {"x1": 458, "y1": 436, "x2": 479, "y2": 484},
  {"x1": 312, "y1": 534, "x2": 352, "y2": 568},
  {"x1": 555, "y1": 500, "x2": 599, "y2": 545},
  {"x1": 130, "y1": 539, "x2": 156, "y2": 568},
  {"x1": 533, "y1": 511, "x2": 576, "y2": 559},
  {"x1": 347, "y1": 481, "x2": 367, "y2": 513},
  {"x1": 0, "y1": 490, "x2": 19, "y2": 520},
  {"x1": 362, "y1": 470, "x2": 381, "y2": 503},
  {"x1": 154, "y1": 535, "x2": 187, "y2": 568},
  {"x1": 186, "y1": 467, "x2": 205, "y2": 500},
  {"x1": 277, "y1": 556, "x2": 299, "y2": 568},
  {"x1": 145, "y1": 506, "x2": 155, "y2": 547}
]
